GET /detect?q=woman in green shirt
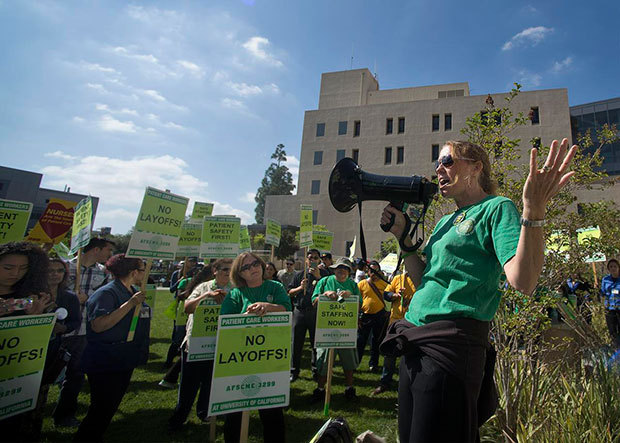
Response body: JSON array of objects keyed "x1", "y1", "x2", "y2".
[
  {"x1": 221, "y1": 252, "x2": 291, "y2": 443},
  {"x1": 381, "y1": 138, "x2": 577, "y2": 442}
]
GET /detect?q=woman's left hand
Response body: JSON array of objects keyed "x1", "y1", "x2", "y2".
[
  {"x1": 522, "y1": 138, "x2": 577, "y2": 219},
  {"x1": 25, "y1": 293, "x2": 53, "y2": 315},
  {"x1": 246, "y1": 302, "x2": 270, "y2": 316}
]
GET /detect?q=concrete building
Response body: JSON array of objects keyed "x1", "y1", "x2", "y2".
[
  {"x1": 0, "y1": 166, "x2": 99, "y2": 230},
  {"x1": 265, "y1": 68, "x2": 615, "y2": 257}
]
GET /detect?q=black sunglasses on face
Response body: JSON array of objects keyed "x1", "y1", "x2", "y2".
[
  {"x1": 240, "y1": 260, "x2": 261, "y2": 272},
  {"x1": 434, "y1": 154, "x2": 477, "y2": 170}
]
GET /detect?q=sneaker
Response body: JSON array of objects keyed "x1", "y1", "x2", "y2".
[
  {"x1": 158, "y1": 380, "x2": 177, "y2": 389},
  {"x1": 344, "y1": 386, "x2": 358, "y2": 401},
  {"x1": 371, "y1": 385, "x2": 388, "y2": 396},
  {"x1": 311, "y1": 388, "x2": 325, "y2": 404},
  {"x1": 55, "y1": 416, "x2": 80, "y2": 428}
]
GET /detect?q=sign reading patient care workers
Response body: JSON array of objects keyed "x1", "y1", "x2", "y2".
[
  {"x1": 176, "y1": 222, "x2": 202, "y2": 257},
  {"x1": 70, "y1": 197, "x2": 93, "y2": 254},
  {"x1": 187, "y1": 299, "x2": 221, "y2": 361},
  {"x1": 265, "y1": 219, "x2": 281, "y2": 247},
  {"x1": 299, "y1": 205, "x2": 313, "y2": 248},
  {"x1": 311, "y1": 230, "x2": 334, "y2": 252},
  {"x1": 0, "y1": 314, "x2": 56, "y2": 420},
  {"x1": 315, "y1": 295, "x2": 359, "y2": 348},
  {"x1": 239, "y1": 225, "x2": 251, "y2": 253},
  {"x1": 0, "y1": 199, "x2": 33, "y2": 244},
  {"x1": 126, "y1": 187, "x2": 189, "y2": 260},
  {"x1": 208, "y1": 313, "x2": 292, "y2": 416},
  {"x1": 191, "y1": 202, "x2": 214, "y2": 222},
  {"x1": 26, "y1": 198, "x2": 77, "y2": 245},
  {"x1": 200, "y1": 216, "x2": 240, "y2": 259}
]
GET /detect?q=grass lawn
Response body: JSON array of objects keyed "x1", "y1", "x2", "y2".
[{"x1": 41, "y1": 289, "x2": 400, "y2": 442}]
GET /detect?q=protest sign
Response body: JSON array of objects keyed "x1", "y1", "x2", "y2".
[
  {"x1": 176, "y1": 222, "x2": 202, "y2": 257},
  {"x1": 191, "y1": 202, "x2": 214, "y2": 222},
  {"x1": 311, "y1": 230, "x2": 333, "y2": 252},
  {"x1": 0, "y1": 199, "x2": 33, "y2": 244},
  {"x1": 200, "y1": 216, "x2": 240, "y2": 259},
  {"x1": 144, "y1": 283, "x2": 157, "y2": 310},
  {"x1": 126, "y1": 187, "x2": 189, "y2": 260},
  {"x1": 379, "y1": 253, "x2": 399, "y2": 275},
  {"x1": 315, "y1": 295, "x2": 359, "y2": 348},
  {"x1": 70, "y1": 197, "x2": 93, "y2": 255},
  {"x1": 300, "y1": 205, "x2": 313, "y2": 247},
  {"x1": 239, "y1": 225, "x2": 251, "y2": 253},
  {"x1": 25, "y1": 198, "x2": 77, "y2": 245},
  {"x1": 577, "y1": 226, "x2": 606, "y2": 263},
  {"x1": 208, "y1": 313, "x2": 292, "y2": 416},
  {"x1": 0, "y1": 314, "x2": 56, "y2": 420},
  {"x1": 187, "y1": 298, "x2": 221, "y2": 361},
  {"x1": 265, "y1": 219, "x2": 281, "y2": 247}
]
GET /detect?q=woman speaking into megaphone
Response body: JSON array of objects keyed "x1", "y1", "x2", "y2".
[{"x1": 379, "y1": 138, "x2": 576, "y2": 442}]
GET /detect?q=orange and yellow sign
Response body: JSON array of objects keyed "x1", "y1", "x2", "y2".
[{"x1": 25, "y1": 198, "x2": 77, "y2": 244}]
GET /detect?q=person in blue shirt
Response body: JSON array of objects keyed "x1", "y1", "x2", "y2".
[{"x1": 600, "y1": 258, "x2": 620, "y2": 348}]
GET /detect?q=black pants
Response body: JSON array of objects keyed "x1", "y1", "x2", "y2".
[
  {"x1": 605, "y1": 309, "x2": 620, "y2": 347},
  {"x1": 53, "y1": 335, "x2": 87, "y2": 422},
  {"x1": 169, "y1": 351, "x2": 214, "y2": 427},
  {"x1": 224, "y1": 407, "x2": 285, "y2": 443},
  {"x1": 165, "y1": 325, "x2": 185, "y2": 367},
  {"x1": 291, "y1": 308, "x2": 317, "y2": 375},
  {"x1": 163, "y1": 358, "x2": 182, "y2": 384},
  {"x1": 357, "y1": 311, "x2": 388, "y2": 368},
  {"x1": 74, "y1": 370, "x2": 133, "y2": 442},
  {"x1": 398, "y1": 351, "x2": 484, "y2": 443}
]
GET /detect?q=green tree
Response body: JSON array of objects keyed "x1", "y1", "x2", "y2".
[{"x1": 254, "y1": 144, "x2": 296, "y2": 224}]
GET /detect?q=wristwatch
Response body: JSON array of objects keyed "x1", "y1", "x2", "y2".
[{"x1": 520, "y1": 217, "x2": 546, "y2": 227}]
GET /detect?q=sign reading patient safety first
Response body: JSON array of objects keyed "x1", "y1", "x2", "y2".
[
  {"x1": 0, "y1": 314, "x2": 56, "y2": 420},
  {"x1": 200, "y1": 216, "x2": 240, "y2": 259},
  {"x1": 208, "y1": 313, "x2": 292, "y2": 416},
  {"x1": 126, "y1": 187, "x2": 189, "y2": 260}
]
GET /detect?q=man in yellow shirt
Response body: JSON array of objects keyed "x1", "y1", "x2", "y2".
[
  {"x1": 357, "y1": 261, "x2": 389, "y2": 372},
  {"x1": 371, "y1": 267, "x2": 415, "y2": 395}
]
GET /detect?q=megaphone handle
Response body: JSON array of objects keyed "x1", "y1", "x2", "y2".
[{"x1": 380, "y1": 202, "x2": 404, "y2": 232}]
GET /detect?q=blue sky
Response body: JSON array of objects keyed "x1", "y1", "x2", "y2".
[{"x1": 1, "y1": 1, "x2": 618, "y2": 234}]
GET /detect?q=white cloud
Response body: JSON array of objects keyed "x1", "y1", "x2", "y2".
[
  {"x1": 177, "y1": 60, "x2": 205, "y2": 78},
  {"x1": 163, "y1": 121, "x2": 185, "y2": 130},
  {"x1": 40, "y1": 153, "x2": 253, "y2": 232},
  {"x1": 86, "y1": 83, "x2": 108, "y2": 93},
  {"x1": 111, "y1": 46, "x2": 159, "y2": 64},
  {"x1": 97, "y1": 115, "x2": 139, "y2": 133},
  {"x1": 140, "y1": 89, "x2": 167, "y2": 102},
  {"x1": 94, "y1": 103, "x2": 139, "y2": 116},
  {"x1": 283, "y1": 155, "x2": 299, "y2": 192},
  {"x1": 72, "y1": 116, "x2": 85, "y2": 123},
  {"x1": 44, "y1": 150, "x2": 77, "y2": 160},
  {"x1": 551, "y1": 56, "x2": 573, "y2": 73},
  {"x1": 516, "y1": 69, "x2": 542, "y2": 87},
  {"x1": 502, "y1": 26, "x2": 553, "y2": 51},
  {"x1": 240, "y1": 192, "x2": 256, "y2": 203},
  {"x1": 81, "y1": 62, "x2": 118, "y2": 74},
  {"x1": 221, "y1": 98, "x2": 246, "y2": 110},
  {"x1": 242, "y1": 36, "x2": 283, "y2": 67},
  {"x1": 228, "y1": 82, "x2": 263, "y2": 96},
  {"x1": 95, "y1": 103, "x2": 111, "y2": 112}
]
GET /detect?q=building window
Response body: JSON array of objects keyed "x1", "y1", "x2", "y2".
[
  {"x1": 311, "y1": 180, "x2": 320, "y2": 195},
  {"x1": 312, "y1": 210, "x2": 318, "y2": 224},
  {"x1": 313, "y1": 151, "x2": 323, "y2": 165},
  {"x1": 336, "y1": 149, "x2": 346, "y2": 162},
  {"x1": 353, "y1": 120, "x2": 361, "y2": 137},
  {"x1": 432, "y1": 144, "x2": 439, "y2": 161},
  {"x1": 398, "y1": 117, "x2": 405, "y2": 134},
  {"x1": 445, "y1": 113, "x2": 452, "y2": 131},
  {"x1": 385, "y1": 147, "x2": 392, "y2": 165},
  {"x1": 530, "y1": 107, "x2": 540, "y2": 125},
  {"x1": 432, "y1": 114, "x2": 440, "y2": 132},
  {"x1": 338, "y1": 121, "x2": 347, "y2": 135},
  {"x1": 352, "y1": 149, "x2": 359, "y2": 163},
  {"x1": 386, "y1": 118, "x2": 393, "y2": 134},
  {"x1": 316, "y1": 123, "x2": 325, "y2": 137},
  {"x1": 397, "y1": 146, "x2": 404, "y2": 164}
]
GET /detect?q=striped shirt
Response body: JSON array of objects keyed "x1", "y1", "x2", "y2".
[{"x1": 67, "y1": 261, "x2": 109, "y2": 335}]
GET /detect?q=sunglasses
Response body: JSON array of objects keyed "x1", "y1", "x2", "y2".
[
  {"x1": 239, "y1": 260, "x2": 261, "y2": 272},
  {"x1": 434, "y1": 154, "x2": 477, "y2": 170},
  {"x1": 286, "y1": 262, "x2": 294, "y2": 266}
]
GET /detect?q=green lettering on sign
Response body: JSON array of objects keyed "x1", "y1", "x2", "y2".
[{"x1": 0, "y1": 199, "x2": 33, "y2": 245}]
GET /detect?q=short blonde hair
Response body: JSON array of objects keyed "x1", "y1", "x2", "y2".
[
  {"x1": 445, "y1": 140, "x2": 497, "y2": 195},
  {"x1": 230, "y1": 252, "x2": 266, "y2": 288}
]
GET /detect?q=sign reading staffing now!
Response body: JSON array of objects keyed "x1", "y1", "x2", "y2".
[
  {"x1": 311, "y1": 230, "x2": 333, "y2": 252},
  {"x1": 208, "y1": 313, "x2": 292, "y2": 416},
  {"x1": 299, "y1": 205, "x2": 313, "y2": 248},
  {"x1": 0, "y1": 314, "x2": 56, "y2": 420},
  {"x1": 0, "y1": 199, "x2": 33, "y2": 244},
  {"x1": 200, "y1": 216, "x2": 240, "y2": 259},
  {"x1": 265, "y1": 219, "x2": 281, "y2": 247},
  {"x1": 315, "y1": 295, "x2": 359, "y2": 348},
  {"x1": 126, "y1": 187, "x2": 189, "y2": 260},
  {"x1": 191, "y1": 202, "x2": 214, "y2": 222}
]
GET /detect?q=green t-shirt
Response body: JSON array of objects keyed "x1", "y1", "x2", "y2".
[
  {"x1": 312, "y1": 275, "x2": 361, "y2": 303},
  {"x1": 221, "y1": 279, "x2": 292, "y2": 315},
  {"x1": 405, "y1": 195, "x2": 520, "y2": 326}
]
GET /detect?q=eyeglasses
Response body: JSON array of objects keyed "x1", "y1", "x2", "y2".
[
  {"x1": 239, "y1": 260, "x2": 261, "y2": 272},
  {"x1": 434, "y1": 154, "x2": 477, "y2": 170}
]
